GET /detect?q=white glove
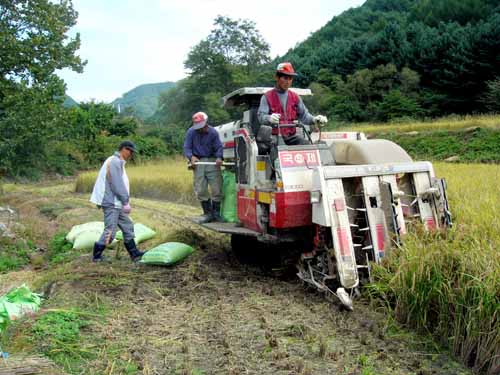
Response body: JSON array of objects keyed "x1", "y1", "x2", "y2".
[
  {"x1": 314, "y1": 115, "x2": 328, "y2": 125},
  {"x1": 269, "y1": 113, "x2": 281, "y2": 124}
]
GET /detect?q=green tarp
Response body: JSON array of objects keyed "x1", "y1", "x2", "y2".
[
  {"x1": 140, "y1": 242, "x2": 194, "y2": 266},
  {"x1": 221, "y1": 170, "x2": 238, "y2": 223},
  {"x1": 0, "y1": 285, "x2": 42, "y2": 333}
]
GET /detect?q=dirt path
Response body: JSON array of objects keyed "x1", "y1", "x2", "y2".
[{"x1": 0, "y1": 182, "x2": 471, "y2": 375}]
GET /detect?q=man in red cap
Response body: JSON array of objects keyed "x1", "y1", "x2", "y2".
[
  {"x1": 183, "y1": 111, "x2": 224, "y2": 223},
  {"x1": 258, "y1": 62, "x2": 327, "y2": 145}
]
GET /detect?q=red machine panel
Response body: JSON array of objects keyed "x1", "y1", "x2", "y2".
[
  {"x1": 237, "y1": 189, "x2": 260, "y2": 232},
  {"x1": 270, "y1": 191, "x2": 311, "y2": 228}
]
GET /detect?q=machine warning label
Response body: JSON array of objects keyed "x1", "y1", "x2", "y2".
[{"x1": 279, "y1": 150, "x2": 320, "y2": 168}]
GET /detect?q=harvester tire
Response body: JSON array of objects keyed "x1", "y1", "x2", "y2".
[{"x1": 231, "y1": 234, "x2": 260, "y2": 264}]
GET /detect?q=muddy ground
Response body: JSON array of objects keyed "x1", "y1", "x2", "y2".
[{"x1": 0, "y1": 181, "x2": 471, "y2": 375}]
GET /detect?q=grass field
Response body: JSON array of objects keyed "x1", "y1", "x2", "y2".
[
  {"x1": 335, "y1": 114, "x2": 500, "y2": 134},
  {"x1": 335, "y1": 114, "x2": 500, "y2": 163}
]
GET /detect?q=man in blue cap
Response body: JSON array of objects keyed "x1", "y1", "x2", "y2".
[
  {"x1": 183, "y1": 112, "x2": 223, "y2": 223},
  {"x1": 90, "y1": 140, "x2": 144, "y2": 262}
]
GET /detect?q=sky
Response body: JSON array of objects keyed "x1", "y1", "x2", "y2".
[{"x1": 58, "y1": 0, "x2": 366, "y2": 103}]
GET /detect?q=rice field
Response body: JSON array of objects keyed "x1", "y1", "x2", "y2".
[
  {"x1": 335, "y1": 114, "x2": 500, "y2": 134},
  {"x1": 75, "y1": 157, "x2": 499, "y2": 374},
  {"x1": 75, "y1": 157, "x2": 195, "y2": 205},
  {"x1": 368, "y1": 163, "x2": 500, "y2": 374}
]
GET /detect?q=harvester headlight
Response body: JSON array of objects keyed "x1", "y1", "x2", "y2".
[{"x1": 310, "y1": 191, "x2": 322, "y2": 204}]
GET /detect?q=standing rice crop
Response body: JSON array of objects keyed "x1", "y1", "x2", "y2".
[
  {"x1": 368, "y1": 163, "x2": 500, "y2": 374},
  {"x1": 75, "y1": 158, "x2": 196, "y2": 205}
]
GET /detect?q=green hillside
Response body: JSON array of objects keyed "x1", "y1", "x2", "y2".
[
  {"x1": 282, "y1": 0, "x2": 500, "y2": 121},
  {"x1": 112, "y1": 82, "x2": 176, "y2": 120},
  {"x1": 62, "y1": 95, "x2": 79, "y2": 108},
  {"x1": 344, "y1": 114, "x2": 500, "y2": 162}
]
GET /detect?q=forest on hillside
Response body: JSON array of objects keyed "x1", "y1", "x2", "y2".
[
  {"x1": 284, "y1": 0, "x2": 500, "y2": 121},
  {"x1": 1, "y1": 0, "x2": 500, "y2": 178}
]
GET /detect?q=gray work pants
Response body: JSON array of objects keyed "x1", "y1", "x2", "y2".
[
  {"x1": 193, "y1": 157, "x2": 223, "y2": 202},
  {"x1": 97, "y1": 206, "x2": 135, "y2": 246}
]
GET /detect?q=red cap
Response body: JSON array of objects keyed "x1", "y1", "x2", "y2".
[
  {"x1": 191, "y1": 111, "x2": 208, "y2": 130},
  {"x1": 276, "y1": 62, "x2": 297, "y2": 76}
]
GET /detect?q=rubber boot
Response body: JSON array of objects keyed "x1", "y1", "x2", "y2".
[
  {"x1": 92, "y1": 242, "x2": 106, "y2": 262},
  {"x1": 124, "y1": 239, "x2": 145, "y2": 262},
  {"x1": 212, "y1": 201, "x2": 223, "y2": 222},
  {"x1": 198, "y1": 200, "x2": 213, "y2": 223}
]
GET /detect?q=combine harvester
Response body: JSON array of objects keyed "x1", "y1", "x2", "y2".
[{"x1": 199, "y1": 87, "x2": 452, "y2": 310}]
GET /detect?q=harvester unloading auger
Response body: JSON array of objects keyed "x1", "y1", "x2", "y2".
[{"x1": 194, "y1": 87, "x2": 452, "y2": 310}]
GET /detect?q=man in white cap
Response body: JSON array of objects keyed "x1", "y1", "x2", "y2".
[
  {"x1": 258, "y1": 62, "x2": 328, "y2": 145},
  {"x1": 183, "y1": 112, "x2": 224, "y2": 223}
]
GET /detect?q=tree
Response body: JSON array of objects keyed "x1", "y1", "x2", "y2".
[
  {"x1": 184, "y1": 15, "x2": 271, "y2": 94},
  {"x1": 481, "y1": 77, "x2": 500, "y2": 112},
  {"x1": 71, "y1": 102, "x2": 115, "y2": 139},
  {"x1": 0, "y1": 0, "x2": 85, "y2": 177},
  {"x1": 365, "y1": 0, "x2": 414, "y2": 13},
  {"x1": 0, "y1": 78, "x2": 68, "y2": 177},
  {"x1": 410, "y1": 0, "x2": 496, "y2": 26},
  {"x1": 155, "y1": 15, "x2": 272, "y2": 129},
  {"x1": 185, "y1": 15, "x2": 270, "y2": 84},
  {"x1": 313, "y1": 64, "x2": 423, "y2": 122},
  {"x1": 184, "y1": 39, "x2": 233, "y2": 94},
  {"x1": 471, "y1": 14, "x2": 500, "y2": 106},
  {"x1": 206, "y1": 16, "x2": 270, "y2": 72},
  {"x1": 376, "y1": 89, "x2": 422, "y2": 121},
  {"x1": 110, "y1": 116, "x2": 139, "y2": 137},
  {"x1": 365, "y1": 22, "x2": 410, "y2": 69},
  {"x1": 0, "y1": 0, "x2": 84, "y2": 86}
]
